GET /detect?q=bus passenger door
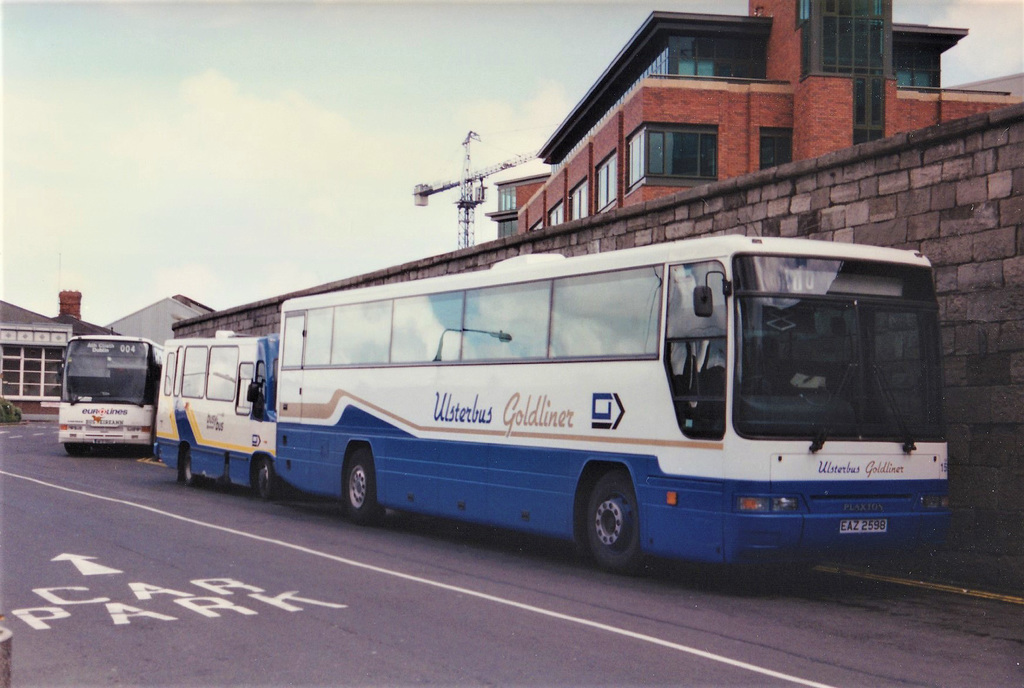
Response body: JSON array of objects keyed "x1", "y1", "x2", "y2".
[
  {"x1": 277, "y1": 312, "x2": 312, "y2": 488},
  {"x1": 155, "y1": 348, "x2": 178, "y2": 449},
  {"x1": 278, "y1": 312, "x2": 305, "y2": 424},
  {"x1": 171, "y1": 345, "x2": 187, "y2": 438}
]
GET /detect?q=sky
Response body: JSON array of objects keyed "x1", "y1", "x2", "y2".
[{"x1": 2, "y1": 0, "x2": 1022, "y2": 326}]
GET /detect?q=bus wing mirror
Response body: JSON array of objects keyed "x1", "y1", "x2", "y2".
[
  {"x1": 693, "y1": 286, "x2": 714, "y2": 318},
  {"x1": 247, "y1": 381, "x2": 262, "y2": 403}
]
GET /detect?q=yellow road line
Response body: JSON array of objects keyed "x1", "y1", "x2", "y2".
[{"x1": 814, "y1": 564, "x2": 1024, "y2": 605}]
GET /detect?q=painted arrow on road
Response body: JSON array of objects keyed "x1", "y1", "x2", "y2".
[{"x1": 51, "y1": 553, "x2": 123, "y2": 576}]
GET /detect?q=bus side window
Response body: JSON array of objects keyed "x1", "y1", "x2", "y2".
[
  {"x1": 163, "y1": 352, "x2": 176, "y2": 397},
  {"x1": 250, "y1": 360, "x2": 268, "y2": 421},
  {"x1": 181, "y1": 346, "x2": 208, "y2": 399},
  {"x1": 666, "y1": 262, "x2": 728, "y2": 440},
  {"x1": 667, "y1": 338, "x2": 726, "y2": 439},
  {"x1": 304, "y1": 308, "x2": 333, "y2": 366},
  {"x1": 207, "y1": 347, "x2": 239, "y2": 402},
  {"x1": 282, "y1": 313, "x2": 306, "y2": 369},
  {"x1": 236, "y1": 362, "x2": 255, "y2": 416},
  {"x1": 173, "y1": 346, "x2": 185, "y2": 397}
]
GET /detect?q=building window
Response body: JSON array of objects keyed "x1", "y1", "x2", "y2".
[
  {"x1": 801, "y1": 6, "x2": 814, "y2": 76},
  {"x1": 498, "y1": 186, "x2": 518, "y2": 212},
  {"x1": 802, "y1": 0, "x2": 890, "y2": 79},
  {"x1": 798, "y1": 1, "x2": 889, "y2": 142},
  {"x1": 529, "y1": 219, "x2": 543, "y2": 232},
  {"x1": 821, "y1": 1, "x2": 886, "y2": 75},
  {"x1": 596, "y1": 154, "x2": 617, "y2": 211},
  {"x1": 646, "y1": 127, "x2": 717, "y2": 180},
  {"x1": 760, "y1": 128, "x2": 793, "y2": 169},
  {"x1": 797, "y1": 0, "x2": 811, "y2": 25},
  {"x1": 1, "y1": 345, "x2": 63, "y2": 399},
  {"x1": 894, "y1": 48, "x2": 940, "y2": 88},
  {"x1": 671, "y1": 36, "x2": 767, "y2": 80},
  {"x1": 547, "y1": 202, "x2": 564, "y2": 227},
  {"x1": 497, "y1": 219, "x2": 518, "y2": 238},
  {"x1": 628, "y1": 133, "x2": 645, "y2": 188},
  {"x1": 570, "y1": 181, "x2": 589, "y2": 221},
  {"x1": 853, "y1": 76, "x2": 885, "y2": 144}
]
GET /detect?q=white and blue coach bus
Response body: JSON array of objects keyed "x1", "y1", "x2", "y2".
[
  {"x1": 155, "y1": 332, "x2": 280, "y2": 499},
  {"x1": 274, "y1": 236, "x2": 948, "y2": 571},
  {"x1": 59, "y1": 335, "x2": 163, "y2": 455}
]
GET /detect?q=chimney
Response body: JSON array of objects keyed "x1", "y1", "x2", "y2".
[{"x1": 59, "y1": 290, "x2": 82, "y2": 319}]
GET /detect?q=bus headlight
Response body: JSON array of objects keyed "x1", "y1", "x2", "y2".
[
  {"x1": 921, "y1": 494, "x2": 949, "y2": 509},
  {"x1": 772, "y1": 496, "x2": 800, "y2": 511},
  {"x1": 736, "y1": 496, "x2": 800, "y2": 512}
]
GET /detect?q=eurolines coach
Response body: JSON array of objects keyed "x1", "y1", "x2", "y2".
[
  {"x1": 59, "y1": 335, "x2": 163, "y2": 455},
  {"x1": 276, "y1": 236, "x2": 948, "y2": 572}
]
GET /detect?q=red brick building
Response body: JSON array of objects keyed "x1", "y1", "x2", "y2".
[
  {"x1": 485, "y1": 173, "x2": 550, "y2": 239},
  {"x1": 515, "y1": 0, "x2": 1018, "y2": 233}
]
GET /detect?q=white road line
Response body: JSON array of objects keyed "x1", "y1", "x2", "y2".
[{"x1": 1, "y1": 469, "x2": 837, "y2": 688}]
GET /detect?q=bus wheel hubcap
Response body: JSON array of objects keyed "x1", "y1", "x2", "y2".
[
  {"x1": 349, "y1": 467, "x2": 366, "y2": 508},
  {"x1": 595, "y1": 498, "x2": 626, "y2": 546}
]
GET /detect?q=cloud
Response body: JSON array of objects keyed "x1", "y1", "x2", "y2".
[
  {"x1": 4, "y1": 62, "x2": 570, "y2": 322},
  {"x1": 896, "y1": 0, "x2": 1024, "y2": 85},
  {"x1": 453, "y1": 79, "x2": 570, "y2": 166},
  {"x1": 112, "y1": 70, "x2": 372, "y2": 211},
  {"x1": 940, "y1": 2, "x2": 1024, "y2": 84}
]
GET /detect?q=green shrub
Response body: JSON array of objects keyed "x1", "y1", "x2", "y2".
[{"x1": 0, "y1": 398, "x2": 22, "y2": 423}]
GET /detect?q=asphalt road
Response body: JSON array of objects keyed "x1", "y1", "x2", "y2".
[{"x1": 1, "y1": 421, "x2": 1021, "y2": 687}]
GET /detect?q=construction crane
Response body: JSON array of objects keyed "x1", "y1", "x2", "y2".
[{"x1": 414, "y1": 131, "x2": 536, "y2": 249}]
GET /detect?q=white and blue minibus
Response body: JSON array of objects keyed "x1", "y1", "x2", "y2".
[
  {"x1": 155, "y1": 332, "x2": 280, "y2": 499},
  {"x1": 273, "y1": 236, "x2": 948, "y2": 571}
]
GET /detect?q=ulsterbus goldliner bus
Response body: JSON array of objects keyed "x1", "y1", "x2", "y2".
[
  {"x1": 154, "y1": 332, "x2": 279, "y2": 499},
  {"x1": 59, "y1": 335, "x2": 163, "y2": 455},
  {"x1": 273, "y1": 236, "x2": 948, "y2": 571}
]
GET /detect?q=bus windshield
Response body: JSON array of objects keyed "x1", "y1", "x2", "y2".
[
  {"x1": 733, "y1": 256, "x2": 944, "y2": 444},
  {"x1": 63, "y1": 339, "x2": 153, "y2": 405}
]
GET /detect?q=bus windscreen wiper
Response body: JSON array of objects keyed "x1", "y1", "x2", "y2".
[
  {"x1": 808, "y1": 363, "x2": 855, "y2": 454},
  {"x1": 871, "y1": 364, "x2": 917, "y2": 454},
  {"x1": 809, "y1": 426, "x2": 829, "y2": 453}
]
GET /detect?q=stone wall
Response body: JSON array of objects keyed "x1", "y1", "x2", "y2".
[{"x1": 176, "y1": 102, "x2": 1024, "y2": 593}]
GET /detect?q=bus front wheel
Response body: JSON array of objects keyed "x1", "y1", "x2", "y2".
[
  {"x1": 251, "y1": 455, "x2": 277, "y2": 501},
  {"x1": 344, "y1": 447, "x2": 383, "y2": 525},
  {"x1": 586, "y1": 471, "x2": 642, "y2": 574}
]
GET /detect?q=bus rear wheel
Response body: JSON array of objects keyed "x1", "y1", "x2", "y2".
[
  {"x1": 251, "y1": 456, "x2": 277, "y2": 501},
  {"x1": 344, "y1": 447, "x2": 383, "y2": 525},
  {"x1": 178, "y1": 446, "x2": 196, "y2": 486},
  {"x1": 585, "y1": 471, "x2": 642, "y2": 574}
]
